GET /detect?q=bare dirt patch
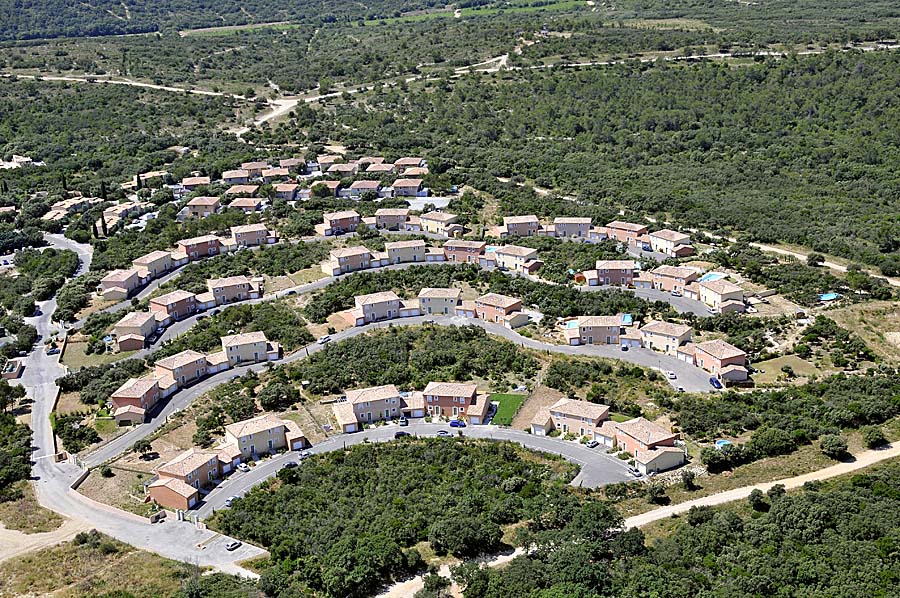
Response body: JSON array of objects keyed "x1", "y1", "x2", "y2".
[
  {"x1": 511, "y1": 384, "x2": 565, "y2": 430},
  {"x1": 77, "y1": 468, "x2": 155, "y2": 517},
  {"x1": 0, "y1": 482, "x2": 63, "y2": 534}
]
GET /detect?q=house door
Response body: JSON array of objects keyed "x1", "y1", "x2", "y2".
[
  {"x1": 588, "y1": 336, "x2": 593, "y2": 344},
  {"x1": 250, "y1": 444, "x2": 255, "y2": 454},
  {"x1": 268, "y1": 439, "x2": 274, "y2": 450},
  {"x1": 384, "y1": 409, "x2": 390, "y2": 419},
  {"x1": 606, "y1": 336, "x2": 611, "y2": 344}
]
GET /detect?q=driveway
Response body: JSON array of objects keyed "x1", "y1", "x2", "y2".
[{"x1": 195, "y1": 422, "x2": 634, "y2": 518}]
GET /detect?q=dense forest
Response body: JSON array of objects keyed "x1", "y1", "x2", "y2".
[
  {"x1": 291, "y1": 50, "x2": 900, "y2": 272},
  {"x1": 286, "y1": 324, "x2": 537, "y2": 394},
  {"x1": 215, "y1": 439, "x2": 581, "y2": 597},
  {"x1": 0, "y1": 380, "x2": 30, "y2": 500}
]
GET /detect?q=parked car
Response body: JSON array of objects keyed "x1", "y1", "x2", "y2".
[
  {"x1": 667, "y1": 371, "x2": 677, "y2": 380},
  {"x1": 436, "y1": 430, "x2": 452, "y2": 437},
  {"x1": 676, "y1": 386, "x2": 684, "y2": 392},
  {"x1": 398, "y1": 417, "x2": 409, "y2": 427},
  {"x1": 46, "y1": 347, "x2": 60, "y2": 355},
  {"x1": 317, "y1": 335, "x2": 331, "y2": 345},
  {"x1": 224, "y1": 496, "x2": 240, "y2": 507},
  {"x1": 224, "y1": 541, "x2": 242, "y2": 551},
  {"x1": 394, "y1": 431, "x2": 411, "y2": 439},
  {"x1": 423, "y1": 319, "x2": 435, "y2": 324},
  {"x1": 449, "y1": 419, "x2": 467, "y2": 428},
  {"x1": 236, "y1": 463, "x2": 250, "y2": 472},
  {"x1": 210, "y1": 309, "x2": 221, "y2": 315},
  {"x1": 282, "y1": 461, "x2": 298, "y2": 469},
  {"x1": 629, "y1": 468, "x2": 642, "y2": 477},
  {"x1": 298, "y1": 450, "x2": 312, "y2": 459},
  {"x1": 586, "y1": 440, "x2": 599, "y2": 448},
  {"x1": 709, "y1": 377, "x2": 723, "y2": 389},
  {"x1": 670, "y1": 290, "x2": 682, "y2": 297},
  {"x1": 620, "y1": 345, "x2": 629, "y2": 352}
]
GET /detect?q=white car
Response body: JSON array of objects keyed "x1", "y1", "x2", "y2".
[
  {"x1": 237, "y1": 463, "x2": 250, "y2": 472},
  {"x1": 317, "y1": 335, "x2": 331, "y2": 345},
  {"x1": 667, "y1": 371, "x2": 677, "y2": 380}
]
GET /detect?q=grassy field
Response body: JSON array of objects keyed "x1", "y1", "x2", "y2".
[
  {"x1": 829, "y1": 300, "x2": 900, "y2": 364},
  {"x1": 0, "y1": 482, "x2": 63, "y2": 534},
  {"x1": 489, "y1": 393, "x2": 527, "y2": 426},
  {"x1": 752, "y1": 354, "x2": 824, "y2": 385},
  {"x1": 61, "y1": 341, "x2": 136, "y2": 370},
  {"x1": 179, "y1": 20, "x2": 300, "y2": 37}
]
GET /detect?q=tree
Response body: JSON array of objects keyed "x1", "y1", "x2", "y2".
[
  {"x1": 100, "y1": 215, "x2": 108, "y2": 237},
  {"x1": 861, "y1": 425, "x2": 887, "y2": 449},
  {"x1": 258, "y1": 382, "x2": 299, "y2": 411},
  {"x1": 806, "y1": 253, "x2": 825, "y2": 267},
  {"x1": 132, "y1": 438, "x2": 152, "y2": 458},
  {"x1": 748, "y1": 488, "x2": 767, "y2": 511},
  {"x1": 645, "y1": 482, "x2": 666, "y2": 504},
  {"x1": 820, "y1": 434, "x2": 848, "y2": 459},
  {"x1": 0, "y1": 379, "x2": 26, "y2": 412},
  {"x1": 681, "y1": 469, "x2": 697, "y2": 491}
]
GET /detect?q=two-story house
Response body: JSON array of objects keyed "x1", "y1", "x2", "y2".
[
  {"x1": 353, "y1": 291, "x2": 401, "y2": 323},
  {"x1": 639, "y1": 320, "x2": 692, "y2": 355},
  {"x1": 374, "y1": 208, "x2": 410, "y2": 230},
  {"x1": 418, "y1": 287, "x2": 461, "y2": 315},
  {"x1": 207, "y1": 275, "x2": 257, "y2": 305},
  {"x1": 651, "y1": 265, "x2": 699, "y2": 294},
  {"x1": 220, "y1": 331, "x2": 270, "y2": 367},
  {"x1": 649, "y1": 229, "x2": 694, "y2": 257},
  {"x1": 420, "y1": 211, "x2": 460, "y2": 236},
  {"x1": 502, "y1": 214, "x2": 540, "y2": 237},
  {"x1": 584, "y1": 260, "x2": 636, "y2": 287},
  {"x1": 443, "y1": 239, "x2": 485, "y2": 263},
  {"x1": 230, "y1": 223, "x2": 273, "y2": 247},
  {"x1": 133, "y1": 250, "x2": 173, "y2": 280},
  {"x1": 423, "y1": 381, "x2": 478, "y2": 419},
  {"x1": 114, "y1": 311, "x2": 158, "y2": 351},
  {"x1": 531, "y1": 398, "x2": 610, "y2": 437},
  {"x1": 176, "y1": 235, "x2": 223, "y2": 261},
  {"x1": 97, "y1": 268, "x2": 142, "y2": 301},
  {"x1": 315, "y1": 210, "x2": 360, "y2": 236},
  {"x1": 552, "y1": 217, "x2": 592, "y2": 238},
  {"x1": 185, "y1": 196, "x2": 220, "y2": 218},
  {"x1": 385, "y1": 239, "x2": 426, "y2": 264},
  {"x1": 323, "y1": 246, "x2": 372, "y2": 275},
  {"x1": 154, "y1": 349, "x2": 208, "y2": 388},
  {"x1": 604, "y1": 221, "x2": 648, "y2": 245},
  {"x1": 149, "y1": 290, "x2": 197, "y2": 324},
  {"x1": 563, "y1": 315, "x2": 622, "y2": 346},
  {"x1": 495, "y1": 244, "x2": 539, "y2": 273}
]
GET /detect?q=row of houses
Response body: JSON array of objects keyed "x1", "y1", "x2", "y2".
[
  {"x1": 530, "y1": 398, "x2": 685, "y2": 474},
  {"x1": 148, "y1": 413, "x2": 307, "y2": 511},
  {"x1": 96, "y1": 224, "x2": 276, "y2": 302},
  {"x1": 111, "y1": 331, "x2": 281, "y2": 425},
  {"x1": 113, "y1": 274, "x2": 264, "y2": 351},
  {"x1": 331, "y1": 381, "x2": 493, "y2": 433},
  {"x1": 315, "y1": 208, "x2": 462, "y2": 237}
]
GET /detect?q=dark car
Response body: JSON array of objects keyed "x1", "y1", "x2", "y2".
[
  {"x1": 394, "y1": 431, "x2": 411, "y2": 439},
  {"x1": 620, "y1": 345, "x2": 629, "y2": 352},
  {"x1": 449, "y1": 419, "x2": 467, "y2": 428},
  {"x1": 709, "y1": 377, "x2": 723, "y2": 389},
  {"x1": 436, "y1": 430, "x2": 452, "y2": 437},
  {"x1": 282, "y1": 461, "x2": 298, "y2": 469}
]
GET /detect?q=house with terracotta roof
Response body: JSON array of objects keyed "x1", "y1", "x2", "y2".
[
  {"x1": 154, "y1": 350, "x2": 208, "y2": 388},
  {"x1": 374, "y1": 208, "x2": 410, "y2": 230},
  {"x1": 366, "y1": 162, "x2": 396, "y2": 174},
  {"x1": 337, "y1": 384, "x2": 404, "y2": 430},
  {"x1": 697, "y1": 279, "x2": 745, "y2": 314},
  {"x1": 310, "y1": 179, "x2": 341, "y2": 198},
  {"x1": 181, "y1": 176, "x2": 210, "y2": 191},
  {"x1": 348, "y1": 180, "x2": 381, "y2": 198},
  {"x1": 501, "y1": 215, "x2": 540, "y2": 238},
  {"x1": 563, "y1": 315, "x2": 622, "y2": 346},
  {"x1": 639, "y1": 321, "x2": 693, "y2": 355},
  {"x1": 322, "y1": 246, "x2": 372, "y2": 275},
  {"x1": 316, "y1": 155, "x2": 343, "y2": 169},
  {"x1": 393, "y1": 178, "x2": 424, "y2": 197},
  {"x1": 224, "y1": 413, "x2": 306, "y2": 459},
  {"x1": 495, "y1": 244, "x2": 540, "y2": 273},
  {"x1": 352, "y1": 291, "x2": 401, "y2": 324},
  {"x1": 148, "y1": 477, "x2": 200, "y2": 511},
  {"x1": 651, "y1": 265, "x2": 699, "y2": 294},
  {"x1": 114, "y1": 311, "x2": 158, "y2": 351},
  {"x1": 222, "y1": 169, "x2": 249, "y2": 185},
  {"x1": 207, "y1": 275, "x2": 259, "y2": 305},
  {"x1": 531, "y1": 398, "x2": 610, "y2": 437},
  {"x1": 357, "y1": 156, "x2": 385, "y2": 167},
  {"x1": 583, "y1": 260, "x2": 636, "y2": 287},
  {"x1": 443, "y1": 239, "x2": 485, "y2": 263},
  {"x1": 230, "y1": 223, "x2": 274, "y2": 247},
  {"x1": 184, "y1": 195, "x2": 219, "y2": 219},
  {"x1": 221, "y1": 331, "x2": 279, "y2": 366},
  {"x1": 607, "y1": 417, "x2": 685, "y2": 474},
  {"x1": 475, "y1": 293, "x2": 524, "y2": 326},
  {"x1": 97, "y1": 268, "x2": 142, "y2": 301},
  {"x1": 315, "y1": 210, "x2": 359, "y2": 236},
  {"x1": 649, "y1": 229, "x2": 694, "y2": 257},
  {"x1": 423, "y1": 381, "x2": 480, "y2": 420},
  {"x1": 327, "y1": 162, "x2": 359, "y2": 177},
  {"x1": 149, "y1": 290, "x2": 197, "y2": 324},
  {"x1": 228, "y1": 196, "x2": 264, "y2": 214},
  {"x1": 693, "y1": 339, "x2": 748, "y2": 382},
  {"x1": 550, "y1": 216, "x2": 592, "y2": 238},
  {"x1": 261, "y1": 167, "x2": 289, "y2": 182},
  {"x1": 110, "y1": 377, "x2": 161, "y2": 423},
  {"x1": 419, "y1": 211, "x2": 460, "y2": 236},
  {"x1": 279, "y1": 157, "x2": 305, "y2": 172},
  {"x1": 395, "y1": 157, "x2": 425, "y2": 168},
  {"x1": 401, "y1": 166, "x2": 429, "y2": 177},
  {"x1": 418, "y1": 287, "x2": 461, "y2": 315},
  {"x1": 605, "y1": 221, "x2": 648, "y2": 245},
  {"x1": 241, "y1": 161, "x2": 270, "y2": 177},
  {"x1": 175, "y1": 235, "x2": 222, "y2": 260},
  {"x1": 156, "y1": 447, "x2": 221, "y2": 493},
  {"x1": 385, "y1": 239, "x2": 426, "y2": 264},
  {"x1": 274, "y1": 183, "x2": 299, "y2": 201}
]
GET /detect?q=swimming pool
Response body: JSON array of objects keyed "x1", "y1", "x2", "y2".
[
  {"x1": 699, "y1": 272, "x2": 727, "y2": 283},
  {"x1": 715, "y1": 439, "x2": 732, "y2": 449},
  {"x1": 485, "y1": 246, "x2": 498, "y2": 253},
  {"x1": 564, "y1": 320, "x2": 578, "y2": 329},
  {"x1": 819, "y1": 292, "x2": 841, "y2": 301}
]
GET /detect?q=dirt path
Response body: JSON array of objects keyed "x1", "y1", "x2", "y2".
[
  {"x1": 0, "y1": 516, "x2": 91, "y2": 565},
  {"x1": 625, "y1": 443, "x2": 900, "y2": 528}
]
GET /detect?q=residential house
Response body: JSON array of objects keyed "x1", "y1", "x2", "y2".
[
  {"x1": 315, "y1": 210, "x2": 360, "y2": 236},
  {"x1": 651, "y1": 265, "x2": 699, "y2": 294},
  {"x1": 97, "y1": 268, "x2": 142, "y2": 301},
  {"x1": 640, "y1": 321, "x2": 692, "y2": 355},
  {"x1": 110, "y1": 377, "x2": 160, "y2": 423},
  {"x1": 611, "y1": 417, "x2": 683, "y2": 474},
  {"x1": 649, "y1": 229, "x2": 694, "y2": 257},
  {"x1": 563, "y1": 315, "x2": 622, "y2": 346},
  {"x1": 584, "y1": 260, "x2": 636, "y2": 287},
  {"x1": 404, "y1": 216, "x2": 422, "y2": 232},
  {"x1": 502, "y1": 215, "x2": 540, "y2": 237},
  {"x1": 114, "y1": 311, "x2": 158, "y2": 351},
  {"x1": 181, "y1": 176, "x2": 210, "y2": 191},
  {"x1": 423, "y1": 382, "x2": 478, "y2": 420},
  {"x1": 148, "y1": 477, "x2": 199, "y2": 511},
  {"x1": 322, "y1": 246, "x2": 372, "y2": 275},
  {"x1": 225, "y1": 186, "x2": 260, "y2": 200},
  {"x1": 443, "y1": 239, "x2": 485, "y2": 263},
  {"x1": 310, "y1": 180, "x2": 341, "y2": 197},
  {"x1": 552, "y1": 217, "x2": 592, "y2": 238},
  {"x1": 375, "y1": 208, "x2": 410, "y2": 230},
  {"x1": 531, "y1": 398, "x2": 610, "y2": 437},
  {"x1": 366, "y1": 163, "x2": 396, "y2": 174},
  {"x1": 348, "y1": 180, "x2": 380, "y2": 198},
  {"x1": 495, "y1": 244, "x2": 539, "y2": 273},
  {"x1": 241, "y1": 161, "x2": 269, "y2": 177},
  {"x1": 697, "y1": 279, "x2": 745, "y2": 314},
  {"x1": 222, "y1": 169, "x2": 249, "y2": 185},
  {"x1": 475, "y1": 293, "x2": 522, "y2": 324},
  {"x1": 274, "y1": 183, "x2": 299, "y2": 201},
  {"x1": 279, "y1": 157, "x2": 305, "y2": 172},
  {"x1": 176, "y1": 235, "x2": 222, "y2": 260},
  {"x1": 357, "y1": 156, "x2": 385, "y2": 167},
  {"x1": 693, "y1": 339, "x2": 748, "y2": 382},
  {"x1": 418, "y1": 287, "x2": 461, "y2": 315},
  {"x1": 261, "y1": 167, "x2": 289, "y2": 182},
  {"x1": 224, "y1": 413, "x2": 306, "y2": 460},
  {"x1": 395, "y1": 157, "x2": 425, "y2": 168},
  {"x1": 353, "y1": 291, "x2": 401, "y2": 324},
  {"x1": 185, "y1": 196, "x2": 220, "y2": 218},
  {"x1": 230, "y1": 223, "x2": 273, "y2": 247},
  {"x1": 393, "y1": 178, "x2": 424, "y2": 197},
  {"x1": 220, "y1": 331, "x2": 276, "y2": 367},
  {"x1": 154, "y1": 350, "x2": 208, "y2": 388},
  {"x1": 402, "y1": 166, "x2": 429, "y2": 177},
  {"x1": 385, "y1": 239, "x2": 426, "y2": 264},
  {"x1": 208, "y1": 275, "x2": 258, "y2": 305},
  {"x1": 156, "y1": 448, "x2": 220, "y2": 492},
  {"x1": 316, "y1": 155, "x2": 342, "y2": 169},
  {"x1": 149, "y1": 290, "x2": 197, "y2": 324},
  {"x1": 133, "y1": 250, "x2": 173, "y2": 280},
  {"x1": 327, "y1": 162, "x2": 359, "y2": 177},
  {"x1": 338, "y1": 384, "x2": 404, "y2": 429},
  {"x1": 605, "y1": 221, "x2": 648, "y2": 245},
  {"x1": 420, "y1": 211, "x2": 460, "y2": 236}
]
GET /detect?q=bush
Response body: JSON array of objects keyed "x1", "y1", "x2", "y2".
[
  {"x1": 748, "y1": 488, "x2": 767, "y2": 511},
  {"x1": 861, "y1": 425, "x2": 887, "y2": 449},
  {"x1": 100, "y1": 466, "x2": 114, "y2": 478},
  {"x1": 820, "y1": 434, "x2": 848, "y2": 459}
]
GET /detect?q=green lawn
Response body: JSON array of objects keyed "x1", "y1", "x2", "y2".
[
  {"x1": 489, "y1": 393, "x2": 526, "y2": 426},
  {"x1": 610, "y1": 412, "x2": 632, "y2": 423}
]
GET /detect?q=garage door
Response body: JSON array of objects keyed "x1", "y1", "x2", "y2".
[
  {"x1": 291, "y1": 440, "x2": 304, "y2": 450},
  {"x1": 345, "y1": 423, "x2": 357, "y2": 433},
  {"x1": 221, "y1": 463, "x2": 231, "y2": 474},
  {"x1": 188, "y1": 496, "x2": 198, "y2": 508}
]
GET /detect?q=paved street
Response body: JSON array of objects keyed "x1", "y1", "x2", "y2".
[
  {"x1": 581, "y1": 284, "x2": 711, "y2": 317},
  {"x1": 195, "y1": 422, "x2": 635, "y2": 518}
]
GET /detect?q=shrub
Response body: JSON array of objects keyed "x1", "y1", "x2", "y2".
[
  {"x1": 820, "y1": 434, "x2": 848, "y2": 459},
  {"x1": 861, "y1": 425, "x2": 887, "y2": 449}
]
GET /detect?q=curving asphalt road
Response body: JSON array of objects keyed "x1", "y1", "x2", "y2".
[
  {"x1": 83, "y1": 314, "x2": 715, "y2": 468},
  {"x1": 195, "y1": 422, "x2": 635, "y2": 518}
]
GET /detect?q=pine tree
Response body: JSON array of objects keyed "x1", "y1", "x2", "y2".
[
  {"x1": 91, "y1": 221, "x2": 99, "y2": 238},
  {"x1": 100, "y1": 181, "x2": 107, "y2": 200},
  {"x1": 100, "y1": 216, "x2": 108, "y2": 237}
]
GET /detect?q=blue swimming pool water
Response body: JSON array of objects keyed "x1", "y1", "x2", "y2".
[
  {"x1": 564, "y1": 320, "x2": 578, "y2": 329},
  {"x1": 819, "y1": 292, "x2": 841, "y2": 301},
  {"x1": 485, "y1": 246, "x2": 498, "y2": 253},
  {"x1": 622, "y1": 314, "x2": 633, "y2": 325},
  {"x1": 699, "y1": 272, "x2": 726, "y2": 282},
  {"x1": 715, "y1": 439, "x2": 732, "y2": 448}
]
